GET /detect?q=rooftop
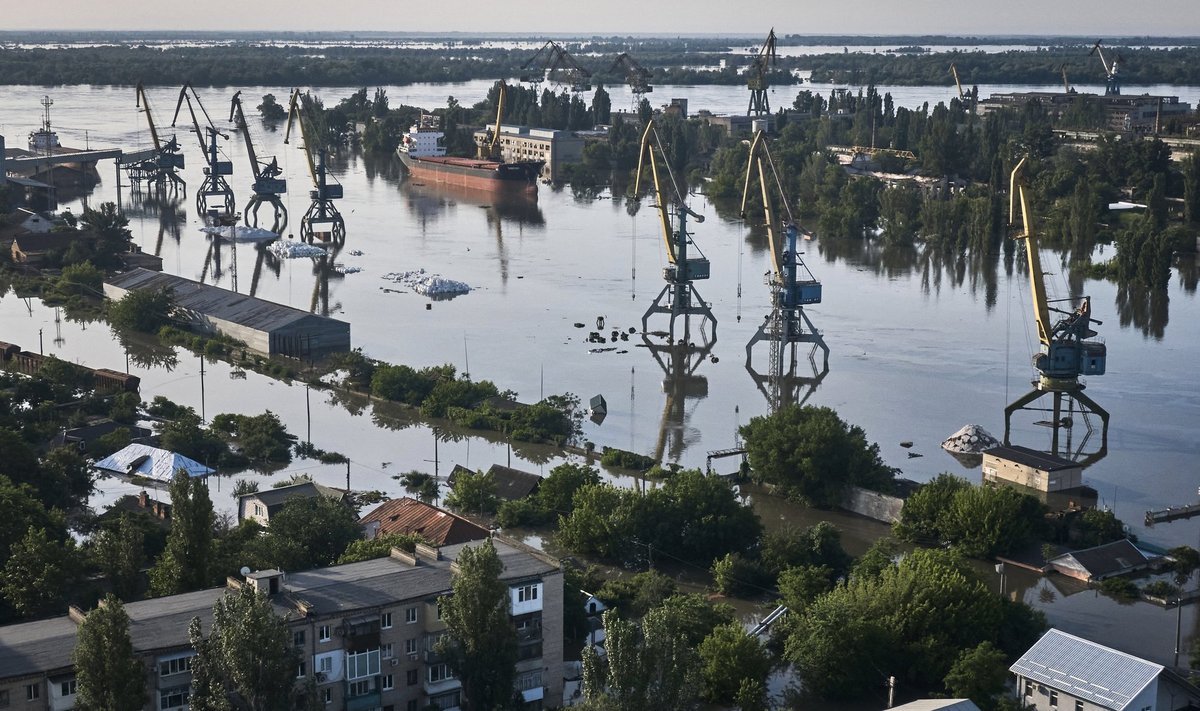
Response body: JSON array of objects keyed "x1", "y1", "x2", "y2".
[
  {"x1": 1010, "y1": 628, "x2": 1161, "y2": 711},
  {"x1": 94, "y1": 443, "x2": 214, "y2": 481},
  {"x1": 359, "y1": 497, "x2": 489, "y2": 546},
  {"x1": 105, "y1": 268, "x2": 348, "y2": 333},
  {"x1": 1049, "y1": 539, "x2": 1152, "y2": 580},
  {"x1": 486, "y1": 464, "x2": 543, "y2": 501},
  {"x1": 243, "y1": 481, "x2": 347, "y2": 512},
  {"x1": 984, "y1": 444, "x2": 1078, "y2": 472}
]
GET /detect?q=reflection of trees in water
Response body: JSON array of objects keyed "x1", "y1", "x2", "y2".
[
  {"x1": 362, "y1": 150, "x2": 401, "y2": 184},
  {"x1": 113, "y1": 328, "x2": 178, "y2": 371},
  {"x1": 324, "y1": 386, "x2": 369, "y2": 417},
  {"x1": 1177, "y1": 255, "x2": 1198, "y2": 295},
  {"x1": 1115, "y1": 284, "x2": 1169, "y2": 340}
]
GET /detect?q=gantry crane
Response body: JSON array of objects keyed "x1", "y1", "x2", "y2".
[
  {"x1": 172, "y1": 83, "x2": 234, "y2": 217},
  {"x1": 1089, "y1": 40, "x2": 1121, "y2": 96},
  {"x1": 747, "y1": 28, "x2": 778, "y2": 117},
  {"x1": 740, "y1": 130, "x2": 829, "y2": 410},
  {"x1": 520, "y1": 40, "x2": 593, "y2": 93},
  {"x1": 608, "y1": 52, "x2": 653, "y2": 110},
  {"x1": 635, "y1": 119, "x2": 716, "y2": 345},
  {"x1": 229, "y1": 91, "x2": 288, "y2": 232},
  {"x1": 477, "y1": 81, "x2": 508, "y2": 161},
  {"x1": 284, "y1": 89, "x2": 346, "y2": 245},
  {"x1": 127, "y1": 82, "x2": 185, "y2": 193},
  {"x1": 1005, "y1": 157, "x2": 1109, "y2": 463}
]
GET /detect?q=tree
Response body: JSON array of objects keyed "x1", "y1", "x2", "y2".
[
  {"x1": 437, "y1": 540, "x2": 518, "y2": 711},
  {"x1": 697, "y1": 622, "x2": 772, "y2": 705},
  {"x1": 41, "y1": 446, "x2": 93, "y2": 511},
  {"x1": 2, "y1": 527, "x2": 80, "y2": 617},
  {"x1": 337, "y1": 532, "x2": 425, "y2": 564},
  {"x1": 79, "y1": 201, "x2": 132, "y2": 265},
  {"x1": 257, "y1": 496, "x2": 360, "y2": 572},
  {"x1": 189, "y1": 585, "x2": 297, "y2": 711},
  {"x1": 943, "y1": 642, "x2": 1010, "y2": 711},
  {"x1": 108, "y1": 287, "x2": 176, "y2": 333},
  {"x1": 93, "y1": 512, "x2": 146, "y2": 601},
  {"x1": 740, "y1": 405, "x2": 895, "y2": 507},
  {"x1": 72, "y1": 595, "x2": 146, "y2": 711},
  {"x1": 582, "y1": 606, "x2": 700, "y2": 711},
  {"x1": 895, "y1": 474, "x2": 1044, "y2": 558},
  {"x1": 591, "y1": 83, "x2": 612, "y2": 124},
  {"x1": 258, "y1": 94, "x2": 286, "y2": 122},
  {"x1": 152, "y1": 470, "x2": 215, "y2": 595},
  {"x1": 0, "y1": 475, "x2": 62, "y2": 562},
  {"x1": 445, "y1": 469, "x2": 499, "y2": 515}
]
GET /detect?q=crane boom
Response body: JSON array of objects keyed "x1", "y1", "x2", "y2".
[
  {"x1": 635, "y1": 120, "x2": 704, "y2": 265},
  {"x1": 229, "y1": 91, "x2": 262, "y2": 178},
  {"x1": 284, "y1": 89, "x2": 319, "y2": 188},
  {"x1": 135, "y1": 82, "x2": 163, "y2": 152},
  {"x1": 1009, "y1": 157, "x2": 1053, "y2": 347},
  {"x1": 1060, "y1": 64, "x2": 1072, "y2": 93},
  {"x1": 747, "y1": 28, "x2": 778, "y2": 116},
  {"x1": 171, "y1": 82, "x2": 221, "y2": 153},
  {"x1": 950, "y1": 63, "x2": 965, "y2": 100}
]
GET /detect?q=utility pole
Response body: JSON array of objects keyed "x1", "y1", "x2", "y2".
[{"x1": 345, "y1": 459, "x2": 351, "y2": 494}]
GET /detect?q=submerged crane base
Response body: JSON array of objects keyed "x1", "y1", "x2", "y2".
[
  {"x1": 299, "y1": 204, "x2": 346, "y2": 246},
  {"x1": 245, "y1": 195, "x2": 288, "y2": 234},
  {"x1": 1004, "y1": 386, "x2": 1110, "y2": 468},
  {"x1": 641, "y1": 282, "x2": 717, "y2": 347},
  {"x1": 744, "y1": 306, "x2": 829, "y2": 372}
]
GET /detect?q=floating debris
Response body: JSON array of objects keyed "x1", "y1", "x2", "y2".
[
  {"x1": 200, "y1": 225, "x2": 278, "y2": 242},
  {"x1": 381, "y1": 270, "x2": 471, "y2": 298},
  {"x1": 941, "y1": 424, "x2": 1001, "y2": 454},
  {"x1": 348, "y1": 249, "x2": 365, "y2": 256},
  {"x1": 334, "y1": 264, "x2": 362, "y2": 275},
  {"x1": 900, "y1": 441, "x2": 914, "y2": 448},
  {"x1": 589, "y1": 347, "x2": 617, "y2": 354},
  {"x1": 269, "y1": 240, "x2": 327, "y2": 259}
]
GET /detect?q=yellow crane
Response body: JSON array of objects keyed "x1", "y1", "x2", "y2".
[
  {"x1": 478, "y1": 81, "x2": 507, "y2": 161},
  {"x1": 950, "y1": 63, "x2": 965, "y2": 101},
  {"x1": 284, "y1": 89, "x2": 345, "y2": 244},
  {"x1": 740, "y1": 130, "x2": 828, "y2": 409},
  {"x1": 747, "y1": 28, "x2": 778, "y2": 117},
  {"x1": 1005, "y1": 157, "x2": 1109, "y2": 461},
  {"x1": 229, "y1": 91, "x2": 287, "y2": 232},
  {"x1": 634, "y1": 119, "x2": 716, "y2": 344}
]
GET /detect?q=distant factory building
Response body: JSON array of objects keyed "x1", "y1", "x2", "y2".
[
  {"x1": 103, "y1": 268, "x2": 350, "y2": 359},
  {"x1": 982, "y1": 445, "x2": 1083, "y2": 493},
  {"x1": 472, "y1": 124, "x2": 584, "y2": 182},
  {"x1": 977, "y1": 92, "x2": 1192, "y2": 134}
]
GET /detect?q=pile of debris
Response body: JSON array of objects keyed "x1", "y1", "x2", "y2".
[
  {"x1": 381, "y1": 269, "x2": 470, "y2": 298},
  {"x1": 199, "y1": 225, "x2": 278, "y2": 242},
  {"x1": 941, "y1": 424, "x2": 1001, "y2": 454},
  {"x1": 268, "y1": 240, "x2": 327, "y2": 259}
]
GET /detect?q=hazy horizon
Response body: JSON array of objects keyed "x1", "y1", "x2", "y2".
[{"x1": 7, "y1": 0, "x2": 1200, "y2": 36}]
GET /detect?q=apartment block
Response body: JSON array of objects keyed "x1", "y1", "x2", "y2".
[{"x1": 0, "y1": 537, "x2": 563, "y2": 711}]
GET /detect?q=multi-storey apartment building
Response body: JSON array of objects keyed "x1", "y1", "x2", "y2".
[{"x1": 0, "y1": 537, "x2": 563, "y2": 711}]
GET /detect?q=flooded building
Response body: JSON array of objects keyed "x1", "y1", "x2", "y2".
[
  {"x1": 982, "y1": 445, "x2": 1083, "y2": 493},
  {"x1": 471, "y1": 124, "x2": 584, "y2": 182},
  {"x1": 359, "y1": 497, "x2": 489, "y2": 546},
  {"x1": 103, "y1": 268, "x2": 350, "y2": 359},
  {"x1": 977, "y1": 92, "x2": 1192, "y2": 133}
]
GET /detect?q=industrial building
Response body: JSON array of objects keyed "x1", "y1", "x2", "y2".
[
  {"x1": 0, "y1": 537, "x2": 564, "y2": 711},
  {"x1": 103, "y1": 268, "x2": 350, "y2": 359},
  {"x1": 471, "y1": 124, "x2": 583, "y2": 182},
  {"x1": 976, "y1": 92, "x2": 1193, "y2": 134},
  {"x1": 982, "y1": 445, "x2": 1083, "y2": 493}
]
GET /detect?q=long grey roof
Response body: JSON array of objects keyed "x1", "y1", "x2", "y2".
[
  {"x1": 1010, "y1": 629, "x2": 1162, "y2": 711},
  {"x1": 106, "y1": 268, "x2": 347, "y2": 332},
  {"x1": 244, "y1": 481, "x2": 346, "y2": 510},
  {"x1": 985, "y1": 444, "x2": 1078, "y2": 471}
]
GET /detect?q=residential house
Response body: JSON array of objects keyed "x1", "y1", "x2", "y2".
[
  {"x1": 0, "y1": 536, "x2": 565, "y2": 711},
  {"x1": 359, "y1": 497, "x2": 489, "y2": 546},
  {"x1": 238, "y1": 481, "x2": 348, "y2": 526},
  {"x1": 486, "y1": 465, "x2": 543, "y2": 501},
  {"x1": 102, "y1": 490, "x2": 173, "y2": 527},
  {"x1": 10, "y1": 231, "x2": 100, "y2": 266},
  {"x1": 1011, "y1": 628, "x2": 1200, "y2": 711},
  {"x1": 49, "y1": 419, "x2": 154, "y2": 452},
  {"x1": 1046, "y1": 539, "x2": 1156, "y2": 583},
  {"x1": 94, "y1": 443, "x2": 214, "y2": 482},
  {"x1": 890, "y1": 701, "x2": 981, "y2": 711}
]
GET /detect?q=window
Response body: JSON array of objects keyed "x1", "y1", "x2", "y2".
[
  {"x1": 348, "y1": 679, "x2": 375, "y2": 698},
  {"x1": 1075, "y1": 702, "x2": 1084, "y2": 711},
  {"x1": 296, "y1": 662, "x2": 307, "y2": 678},
  {"x1": 323, "y1": 689, "x2": 332, "y2": 705},
  {"x1": 406, "y1": 669, "x2": 418, "y2": 686},
  {"x1": 381, "y1": 612, "x2": 393, "y2": 629},
  {"x1": 404, "y1": 638, "x2": 418, "y2": 656},
  {"x1": 293, "y1": 630, "x2": 306, "y2": 646},
  {"x1": 159, "y1": 656, "x2": 193, "y2": 677},
  {"x1": 60, "y1": 680, "x2": 77, "y2": 697},
  {"x1": 1050, "y1": 691, "x2": 1059, "y2": 708},
  {"x1": 382, "y1": 674, "x2": 394, "y2": 691},
  {"x1": 381, "y1": 643, "x2": 393, "y2": 659},
  {"x1": 26, "y1": 685, "x2": 39, "y2": 702},
  {"x1": 406, "y1": 701, "x2": 419, "y2": 711},
  {"x1": 254, "y1": 503, "x2": 265, "y2": 517},
  {"x1": 428, "y1": 690, "x2": 461, "y2": 711},
  {"x1": 319, "y1": 625, "x2": 331, "y2": 642},
  {"x1": 515, "y1": 670, "x2": 542, "y2": 691},
  {"x1": 346, "y1": 649, "x2": 381, "y2": 680},
  {"x1": 318, "y1": 656, "x2": 333, "y2": 675},
  {"x1": 427, "y1": 663, "x2": 454, "y2": 683},
  {"x1": 405, "y1": 606, "x2": 418, "y2": 624},
  {"x1": 1025, "y1": 680, "x2": 1035, "y2": 697},
  {"x1": 516, "y1": 584, "x2": 539, "y2": 602},
  {"x1": 160, "y1": 686, "x2": 189, "y2": 710}
]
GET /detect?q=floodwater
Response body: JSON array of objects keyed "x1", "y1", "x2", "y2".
[{"x1": 1, "y1": 81, "x2": 1198, "y2": 662}]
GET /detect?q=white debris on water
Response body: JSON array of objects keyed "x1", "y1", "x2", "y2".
[
  {"x1": 268, "y1": 240, "x2": 327, "y2": 259},
  {"x1": 381, "y1": 270, "x2": 471, "y2": 297},
  {"x1": 348, "y1": 250, "x2": 365, "y2": 256},
  {"x1": 335, "y1": 264, "x2": 362, "y2": 275},
  {"x1": 199, "y1": 225, "x2": 279, "y2": 242},
  {"x1": 941, "y1": 424, "x2": 1001, "y2": 454}
]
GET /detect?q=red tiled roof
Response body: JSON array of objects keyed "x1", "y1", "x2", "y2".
[{"x1": 359, "y1": 497, "x2": 488, "y2": 546}]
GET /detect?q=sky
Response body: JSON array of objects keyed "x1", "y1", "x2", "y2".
[{"x1": 8, "y1": 0, "x2": 1200, "y2": 36}]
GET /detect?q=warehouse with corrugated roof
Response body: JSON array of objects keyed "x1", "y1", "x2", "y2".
[{"x1": 103, "y1": 268, "x2": 350, "y2": 358}]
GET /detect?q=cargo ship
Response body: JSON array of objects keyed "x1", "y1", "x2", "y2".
[{"x1": 397, "y1": 115, "x2": 543, "y2": 193}]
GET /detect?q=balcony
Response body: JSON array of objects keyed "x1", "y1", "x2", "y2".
[
  {"x1": 516, "y1": 626, "x2": 542, "y2": 645},
  {"x1": 424, "y1": 648, "x2": 448, "y2": 665},
  {"x1": 422, "y1": 676, "x2": 462, "y2": 697},
  {"x1": 344, "y1": 691, "x2": 381, "y2": 711}
]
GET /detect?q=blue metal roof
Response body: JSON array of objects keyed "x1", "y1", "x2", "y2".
[{"x1": 1010, "y1": 629, "x2": 1162, "y2": 711}]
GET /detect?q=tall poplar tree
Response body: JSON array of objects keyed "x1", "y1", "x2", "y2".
[
  {"x1": 72, "y1": 595, "x2": 146, "y2": 711},
  {"x1": 151, "y1": 470, "x2": 215, "y2": 595}
]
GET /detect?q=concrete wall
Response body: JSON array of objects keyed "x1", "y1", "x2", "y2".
[
  {"x1": 983, "y1": 453, "x2": 1082, "y2": 493},
  {"x1": 840, "y1": 485, "x2": 904, "y2": 524},
  {"x1": 540, "y1": 569, "x2": 565, "y2": 707}
]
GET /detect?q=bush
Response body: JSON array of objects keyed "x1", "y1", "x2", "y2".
[
  {"x1": 600, "y1": 447, "x2": 657, "y2": 471},
  {"x1": 1099, "y1": 577, "x2": 1139, "y2": 602},
  {"x1": 108, "y1": 288, "x2": 175, "y2": 333},
  {"x1": 1141, "y1": 580, "x2": 1180, "y2": 599}
]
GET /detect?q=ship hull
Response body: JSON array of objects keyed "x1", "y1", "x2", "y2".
[{"x1": 398, "y1": 152, "x2": 542, "y2": 193}]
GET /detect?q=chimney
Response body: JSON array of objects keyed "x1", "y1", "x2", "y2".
[{"x1": 138, "y1": 490, "x2": 149, "y2": 508}]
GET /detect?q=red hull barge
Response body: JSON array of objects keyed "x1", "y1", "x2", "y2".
[{"x1": 398, "y1": 152, "x2": 542, "y2": 193}]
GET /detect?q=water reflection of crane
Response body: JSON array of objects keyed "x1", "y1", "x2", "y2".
[
  {"x1": 229, "y1": 91, "x2": 287, "y2": 233},
  {"x1": 119, "y1": 191, "x2": 184, "y2": 257},
  {"x1": 127, "y1": 82, "x2": 185, "y2": 195},
  {"x1": 635, "y1": 119, "x2": 716, "y2": 346},
  {"x1": 740, "y1": 130, "x2": 829, "y2": 411},
  {"x1": 643, "y1": 335, "x2": 711, "y2": 464},
  {"x1": 284, "y1": 89, "x2": 346, "y2": 244},
  {"x1": 171, "y1": 83, "x2": 234, "y2": 217},
  {"x1": 1006, "y1": 157, "x2": 1109, "y2": 466}
]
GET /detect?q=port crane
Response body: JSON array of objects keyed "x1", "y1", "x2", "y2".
[
  {"x1": 607, "y1": 52, "x2": 653, "y2": 109},
  {"x1": 635, "y1": 119, "x2": 716, "y2": 345},
  {"x1": 171, "y1": 83, "x2": 235, "y2": 217},
  {"x1": 229, "y1": 91, "x2": 288, "y2": 232},
  {"x1": 1089, "y1": 40, "x2": 1121, "y2": 96},
  {"x1": 746, "y1": 28, "x2": 778, "y2": 117},
  {"x1": 520, "y1": 40, "x2": 593, "y2": 93},
  {"x1": 284, "y1": 89, "x2": 346, "y2": 245},
  {"x1": 128, "y1": 82, "x2": 185, "y2": 194},
  {"x1": 1060, "y1": 64, "x2": 1073, "y2": 94},
  {"x1": 950, "y1": 63, "x2": 965, "y2": 101},
  {"x1": 740, "y1": 129, "x2": 829, "y2": 410},
  {"x1": 477, "y1": 81, "x2": 508, "y2": 161},
  {"x1": 1005, "y1": 157, "x2": 1109, "y2": 464}
]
